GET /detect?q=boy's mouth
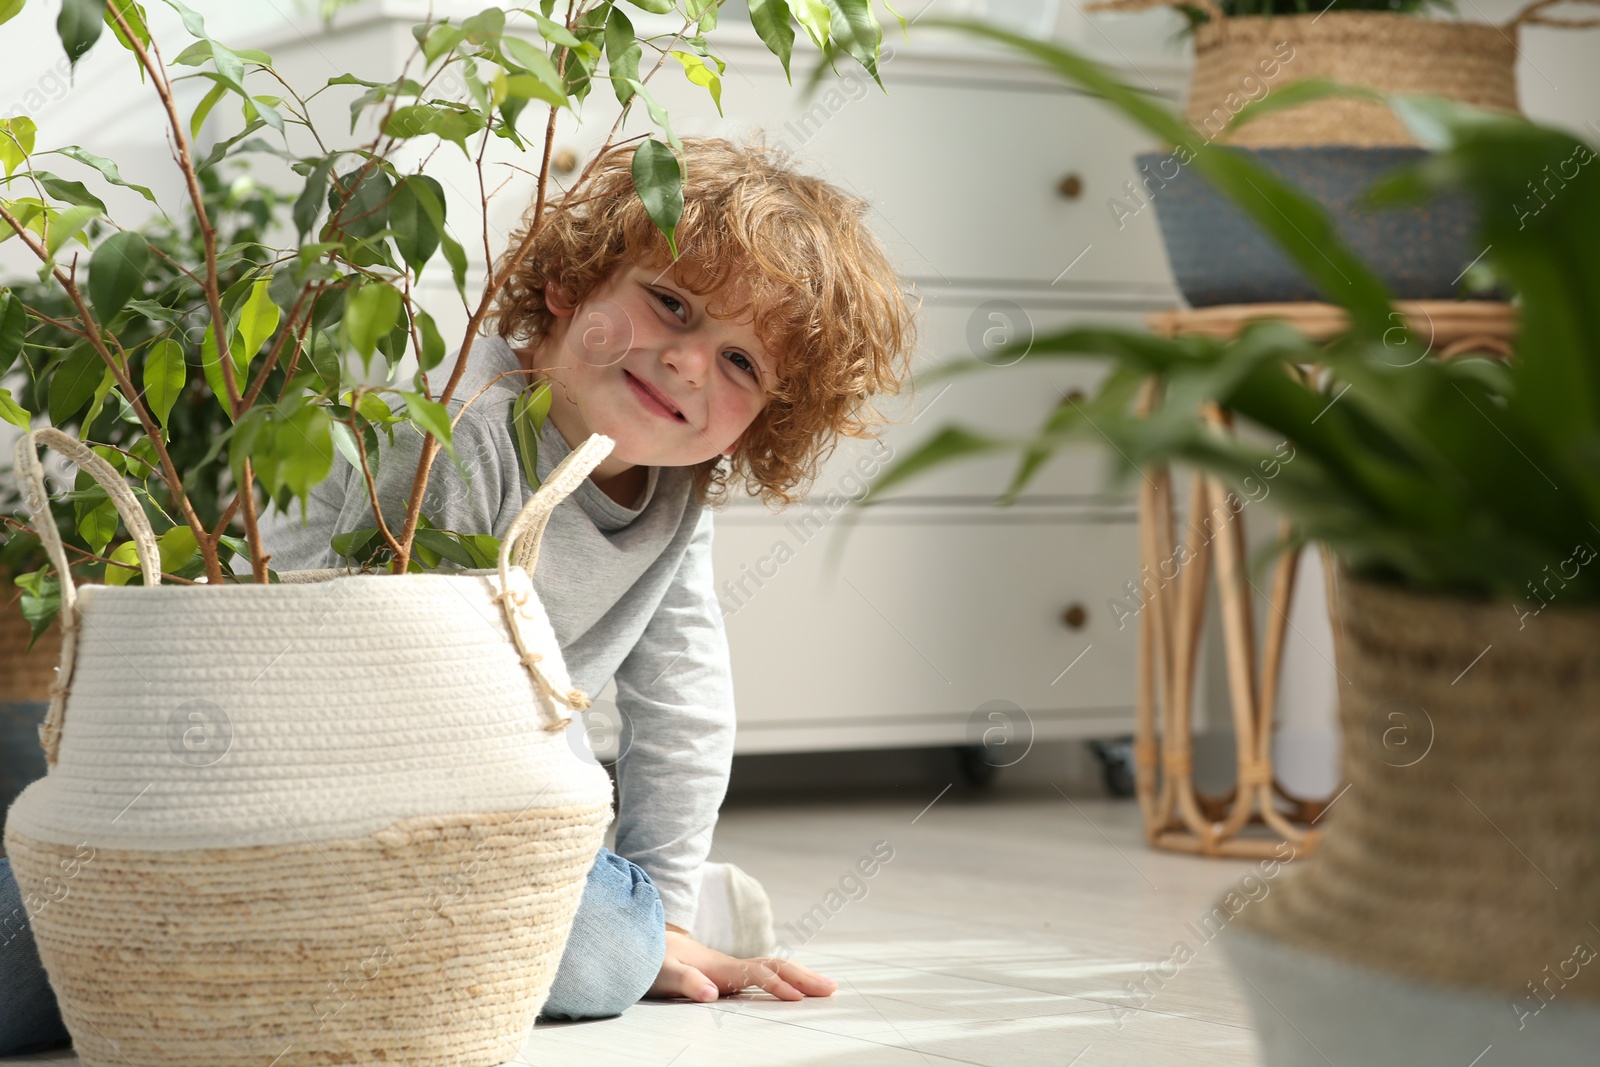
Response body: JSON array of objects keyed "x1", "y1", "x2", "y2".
[{"x1": 624, "y1": 370, "x2": 687, "y2": 422}]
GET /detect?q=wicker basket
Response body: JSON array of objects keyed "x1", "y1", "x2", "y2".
[
  {"x1": 1088, "y1": 0, "x2": 1600, "y2": 147},
  {"x1": 3, "y1": 427, "x2": 620, "y2": 1067},
  {"x1": 1235, "y1": 566, "x2": 1600, "y2": 1000}
]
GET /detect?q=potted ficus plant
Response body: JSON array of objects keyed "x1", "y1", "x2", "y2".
[
  {"x1": 0, "y1": 0, "x2": 887, "y2": 1061},
  {"x1": 1081, "y1": 0, "x2": 1599, "y2": 306},
  {"x1": 857, "y1": 18, "x2": 1600, "y2": 1063}
]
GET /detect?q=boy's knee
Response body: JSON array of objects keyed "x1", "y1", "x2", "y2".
[{"x1": 536, "y1": 852, "x2": 666, "y2": 1022}]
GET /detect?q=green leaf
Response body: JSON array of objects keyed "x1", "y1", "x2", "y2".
[
  {"x1": 75, "y1": 486, "x2": 117, "y2": 556},
  {"x1": 0, "y1": 385, "x2": 30, "y2": 429},
  {"x1": 440, "y1": 231, "x2": 468, "y2": 299},
  {"x1": 325, "y1": 166, "x2": 393, "y2": 240},
  {"x1": 199, "y1": 320, "x2": 247, "y2": 416},
  {"x1": 623, "y1": 0, "x2": 674, "y2": 12},
  {"x1": 47, "y1": 342, "x2": 104, "y2": 423},
  {"x1": 399, "y1": 390, "x2": 454, "y2": 459},
  {"x1": 382, "y1": 104, "x2": 487, "y2": 156},
  {"x1": 292, "y1": 155, "x2": 335, "y2": 238},
  {"x1": 0, "y1": 0, "x2": 26, "y2": 28},
  {"x1": 390, "y1": 174, "x2": 444, "y2": 274},
  {"x1": 160, "y1": 0, "x2": 205, "y2": 37},
  {"x1": 143, "y1": 336, "x2": 185, "y2": 429},
  {"x1": 189, "y1": 81, "x2": 228, "y2": 139},
  {"x1": 457, "y1": 533, "x2": 500, "y2": 568},
  {"x1": 332, "y1": 526, "x2": 381, "y2": 560},
  {"x1": 37, "y1": 173, "x2": 106, "y2": 212},
  {"x1": 105, "y1": 0, "x2": 151, "y2": 53},
  {"x1": 793, "y1": 0, "x2": 831, "y2": 50},
  {"x1": 44, "y1": 145, "x2": 159, "y2": 205},
  {"x1": 862, "y1": 425, "x2": 1009, "y2": 506},
  {"x1": 605, "y1": 7, "x2": 641, "y2": 107},
  {"x1": 670, "y1": 50, "x2": 724, "y2": 116},
  {"x1": 412, "y1": 528, "x2": 477, "y2": 568},
  {"x1": 746, "y1": 0, "x2": 795, "y2": 83},
  {"x1": 422, "y1": 22, "x2": 464, "y2": 64},
  {"x1": 107, "y1": 525, "x2": 198, "y2": 588},
  {"x1": 45, "y1": 203, "x2": 101, "y2": 258},
  {"x1": 343, "y1": 281, "x2": 402, "y2": 363},
  {"x1": 416, "y1": 308, "x2": 445, "y2": 372},
  {"x1": 235, "y1": 277, "x2": 279, "y2": 373},
  {"x1": 533, "y1": 14, "x2": 580, "y2": 47},
  {"x1": 88, "y1": 230, "x2": 150, "y2": 322},
  {"x1": 234, "y1": 402, "x2": 334, "y2": 506},
  {"x1": 0, "y1": 116, "x2": 36, "y2": 176},
  {"x1": 631, "y1": 137, "x2": 683, "y2": 258},
  {"x1": 501, "y1": 34, "x2": 568, "y2": 98},
  {"x1": 512, "y1": 379, "x2": 551, "y2": 489},
  {"x1": 825, "y1": 0, "x2": 882, "y2": 88},
  {"x1": 58, "y1": 0, "x2": 106, "y2": 68},
  {"x1": 0, "y1": 291, "x2": 26, "y2": 378},
  {"x1": 618, "y1": 78, "x2": 681, "y2": 153}
]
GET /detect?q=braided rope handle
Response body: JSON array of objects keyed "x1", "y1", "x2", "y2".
[
  {"x1": 492, "y1": 432, "x2": 615, "y2": 730},
  {"x1": 13, "y1": 428, "x2": 163, "y2": 767},
  {"x1": 1507, "y1": 0, "x2": 1600, "y2": 27}
]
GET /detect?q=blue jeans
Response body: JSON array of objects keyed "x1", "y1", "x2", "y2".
[{"x1": 0, "y1": 846, "x2": 665, "y2": 1055}]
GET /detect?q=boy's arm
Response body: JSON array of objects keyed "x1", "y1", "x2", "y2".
[{"x1": 610, "y1": 505, "x2": 738, "y2": 935}]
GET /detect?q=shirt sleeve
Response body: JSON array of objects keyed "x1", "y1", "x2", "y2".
[
  {"x1": 609, "y1": 504, "x2": 738, "y2": 934},
  {"x1": 257, "y1": 404, "x2": 507, "y2": 573}
]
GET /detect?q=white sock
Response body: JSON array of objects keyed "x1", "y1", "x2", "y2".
[{"x1": 690, "y1": 861, "x2": 775, "y2": 958}]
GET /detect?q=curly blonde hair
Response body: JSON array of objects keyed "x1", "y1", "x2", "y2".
[{"x1": 485, "y1": 134, "x2": 920, "y2": 510}]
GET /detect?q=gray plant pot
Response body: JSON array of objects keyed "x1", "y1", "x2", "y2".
[{"x1": 1136, "y1": 146, "x2": 1488, "y2": 307}]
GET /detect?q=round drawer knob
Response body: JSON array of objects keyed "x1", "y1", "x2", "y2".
[
  {"x1": 1056, "y1": 173, "x2": 1084, "y2": 200},
  {"x1": 553, "y1": 147, "x2": 579, "y2": 175},
  {"x1": 1061, "y1": 603, "x2": 1088, "y2": 630}
]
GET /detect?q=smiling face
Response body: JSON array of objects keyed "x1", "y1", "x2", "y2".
[{"x1": 513, "y1": 259, "x2": 779, "y2": 489}]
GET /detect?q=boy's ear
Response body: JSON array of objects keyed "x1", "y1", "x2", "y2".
[{"x1": 544, "y1": 280, "x2": 578, "y2": 318}]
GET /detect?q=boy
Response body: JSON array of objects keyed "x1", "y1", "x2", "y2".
[{"x1": 261, "y1": 135, "x2": 919, "y2": 1019}]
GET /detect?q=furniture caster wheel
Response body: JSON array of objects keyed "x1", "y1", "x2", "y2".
[
  {"x1": 1088, "y1": 736, "x2": 1137, "y2": 798},
  {"x1": 957, "y1": 744, "x2": 1002, "y2": 789}
]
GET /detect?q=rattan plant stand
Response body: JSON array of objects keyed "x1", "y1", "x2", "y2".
[{"x1": 1131, "y1": 300, "x2": 1518, "y2": 858}]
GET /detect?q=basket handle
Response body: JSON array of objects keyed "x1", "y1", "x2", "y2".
[
  {"x1": 14, "y1": 428, "x2": 162, "y2": 619},
  {"x1": 1506, "y1": 0, "x2": 1600, "y2": 28},
  {"x1": 491, "y1": 432, "x2": 614, "y2": 729},
  {"x1": 13, "y1": 427, "x2": 162, "y2": 769}
]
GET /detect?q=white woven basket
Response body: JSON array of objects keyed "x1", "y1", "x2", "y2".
[{"x1": 3, "y1": 426, "x2": 620, "y2": 1067}]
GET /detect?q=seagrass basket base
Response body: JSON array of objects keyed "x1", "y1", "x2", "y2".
[{"x1": 5, "y1": 804, "x2": 610, "y2": 1067}]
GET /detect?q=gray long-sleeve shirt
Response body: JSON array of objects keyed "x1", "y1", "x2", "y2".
[{"x1": 255, "y1": 332, "x2": 734, "y2": 931}]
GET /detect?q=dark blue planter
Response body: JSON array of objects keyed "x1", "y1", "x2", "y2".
[
  {"x1": 1, "y1": 702, "x2": 49, "y2": 846},
  {"x1": 1136, "y1": 146, "x2": 1486, "y2": 307}
]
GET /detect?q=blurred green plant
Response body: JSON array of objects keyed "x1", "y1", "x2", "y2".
[
  {"x1": 0, "y1": 0, "x2": 889, "y2": 638},
  {"x1": 849, "y1": 19, "x2": 1600, "y2": 607}
]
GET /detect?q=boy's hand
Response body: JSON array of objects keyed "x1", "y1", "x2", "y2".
[{"x1": 646, "y1": 924, "x2": 838, "y2": 1005}]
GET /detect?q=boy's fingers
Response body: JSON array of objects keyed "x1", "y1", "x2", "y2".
[
  {"x1": 646, "y1": 957, "x2": 719, "y2": 1002},
  {"x1": 722, "y1": 958, "x2": 802, "y2": 1000}
]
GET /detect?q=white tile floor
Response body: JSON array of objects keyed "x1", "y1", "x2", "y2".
[{"x1": 10, "y1": 789, "x2": 1269, "y2": 1066}]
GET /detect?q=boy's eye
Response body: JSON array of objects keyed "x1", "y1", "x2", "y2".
[
  {"x1": 655, "y1": 291, "x2": 686, "y2": 319},
  {"x1": 726, "y1": 351, "x2": 760, "y2": 381}
]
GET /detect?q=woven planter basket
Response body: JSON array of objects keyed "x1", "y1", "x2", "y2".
[
  {"x1": 1088, "y1": 0, "x2": 1600, "y2": 147},
  {"x1": 3, "y1": 426, "x2": 621, "y2": 1067},
  {"x1": 1233, "y1": 567, "x2": 1600, "y2": 1000}
]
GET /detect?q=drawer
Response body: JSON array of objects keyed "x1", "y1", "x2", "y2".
[{"x1": 712, "y1": 508, "x2": 1142, "y2": 754}]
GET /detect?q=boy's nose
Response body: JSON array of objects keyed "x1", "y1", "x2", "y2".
[{"x1": 660, "y1": 338, "x2": 716, "y2": 387}]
